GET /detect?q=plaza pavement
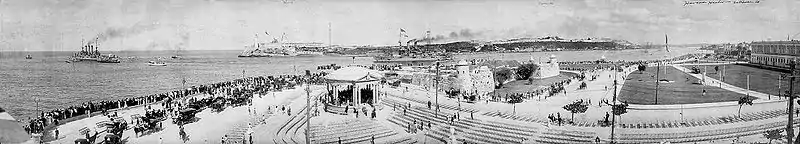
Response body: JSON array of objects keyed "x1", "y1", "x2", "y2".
[{"x1": 376, "y1": 63, "x2": 800, "y2": 143}]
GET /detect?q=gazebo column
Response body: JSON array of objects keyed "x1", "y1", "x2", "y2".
[{"x1": 352, "y1": 83, "x2": 357, "y2": 106}]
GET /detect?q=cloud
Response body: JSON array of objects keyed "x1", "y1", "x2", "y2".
[{"x1": 2, "y1": 0, "x2": 799, "y2": 51}]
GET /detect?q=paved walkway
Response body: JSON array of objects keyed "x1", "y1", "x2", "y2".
[{"x1": 375, "y1": 63, "x2": 800, "y2": 143}]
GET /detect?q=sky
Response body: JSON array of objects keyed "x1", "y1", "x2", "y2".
[{"x1": 0, "y1": 0, "x2": 798, "y2": 51}]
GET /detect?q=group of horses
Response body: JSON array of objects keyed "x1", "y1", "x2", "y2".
[{"x1": 131, "y1": 111, "x2": 166, "y2": 137}]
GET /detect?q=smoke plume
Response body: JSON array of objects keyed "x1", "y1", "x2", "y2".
[
  {"x1": 414, "y1": 28, "x2": 484, "y2": 44},
  {"x1": 87, "y1": 22, "x2": 161, "y2": 45}
]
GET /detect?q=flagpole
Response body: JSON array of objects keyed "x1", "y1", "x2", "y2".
[{"x1": 328, "y1": 22, "x2": 332, "y2": 48}]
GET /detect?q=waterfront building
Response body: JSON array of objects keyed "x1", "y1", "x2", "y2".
[
  {"x1": 530, "y1": 54, "x2": 560, "y2": 79},
  {"x1": 749, "y1": 40, "x2": 800, "y2": 68},
  {"x1": 455, "y1": 60, "x2": 495, "y2": 99}
]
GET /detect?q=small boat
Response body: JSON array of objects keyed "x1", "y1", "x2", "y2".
[
  {"x1": 25, "y1": 55, "x2": 32, "y2": 59},
  {"x1": 147, "y1": 61, "x2": 167, "y2": 66}
]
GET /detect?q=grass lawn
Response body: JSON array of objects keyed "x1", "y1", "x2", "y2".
[
  {"x1": 699, "y1": 64, "x2": 796, "y2": 97},
  {"x1": 618, "y1": 65, "x2": 753, "y2": 105},
  {"x1": 493, "y1": 72, "x2": 578, "y2": 96}
]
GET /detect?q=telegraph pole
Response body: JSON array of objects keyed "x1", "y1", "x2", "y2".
[
  {"x1": 789, "y1": 60, "x2": 797, "y2": 144},
  {"x1": 610, "y1": 64, "x2": 618, "y2": 143},
  {"x1": 654, "y1": 63, "x2": 660, "y2": 104},
  {"x1": 305, "y1": 79, "x2": 312, "y2": 144},
  {"x1": 435, "y1": 62, "x2": 440, "y2": 113}
]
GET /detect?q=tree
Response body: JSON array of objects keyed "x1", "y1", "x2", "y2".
[
  {"x1": 637, "y1": 65, "x2": 647, "y2": 74},
  {"x1": 763, "y1": 129, "x2": 784, "y2": 144},
  {"x1": 508, "y1": 94, "x2": 524, "y2": 104},
  {"x1": 493, "y1": 68, "x2": 513, "y2": 88},
  {"x1": 516, "y1": 64, "x2": 539, "y2": 80},
  {"x1": 562, "y1": 100, "x2": 589, "y2": 122},
  {"x1": 611, "y1": 102, "x2": 629, "y2": 116},
  {"x1": 737, "y1": 96, "x2": 754, "y2": 117}
]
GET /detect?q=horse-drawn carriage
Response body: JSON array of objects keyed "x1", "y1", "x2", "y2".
[
  {"x1": 77, "y1": 122, "x2": 123, "y2": 144},
  {"x1": 131, "y1": 113, "x2": 164, "y2": 137},
  {"x1": 210, "y1": 98, "x2": 226, "y2": 112},
  {"x1": 173, "y1": 108, "x2": 198, "y2": 125}
]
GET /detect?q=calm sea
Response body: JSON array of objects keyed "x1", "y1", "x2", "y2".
[{"x1": 0, "y1": 48, "x2": 707, "y2": 120}]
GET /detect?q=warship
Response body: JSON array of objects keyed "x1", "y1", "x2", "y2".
[
  {"x1": 373, "y1": 46, "x2": 452, "y2": 65},
  {"x1": 66, "y1": 41, "x2": 121, "y2": 63}
]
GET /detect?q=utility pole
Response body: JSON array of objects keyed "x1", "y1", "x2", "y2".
[
  {"x1": 305, "y1": 75, "x2": 312, "y2": 144},
  {"x1": 610, "y1": 64, "x2": 618, "y2": 143},
  {"x1": 789, "y1": 60, "x2": 797, "y2": 143},
  {"x1": 654, "y1": 63, "x2": 660, "y2": 105},
  {"x1": 747, "y1": 75, "x2": 750, "y2": 97},
  {"x1": 778, "y1": 75, "x2": 782, "y2": 100},
  {"x1": 435, "y1": 62, "x2": 440, "y2": 113}
]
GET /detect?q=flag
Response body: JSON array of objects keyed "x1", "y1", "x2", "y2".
[
  {"x1": 265, "y1": 31, "x2": 270, "y2": 35},
  {"x1": 404, "y1": 34, "x2": 409, "y2": 37},
  {"x1": 400, "y1": 28, "x2": 406, "y2": 33}
]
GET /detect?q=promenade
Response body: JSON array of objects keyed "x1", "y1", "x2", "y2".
[{"x1": 365, "y1": 62, "x2": 799, "y2": 143}]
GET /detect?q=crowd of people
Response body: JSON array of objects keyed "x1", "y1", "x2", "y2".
[
  {"x1": 317, "y1": 63, "x2": 402, "y2": 71},
  {"x1": 21, "y1": 71, "x2": 329, "y2": 143}
]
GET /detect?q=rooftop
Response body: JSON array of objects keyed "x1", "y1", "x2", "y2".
[{"x1": 751, "y1": 40, "x2": 800, "y2": 45}]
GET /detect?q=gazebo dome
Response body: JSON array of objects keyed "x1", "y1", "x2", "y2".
[{"x1": 324, "y1": 66, "x2": 384, "y2": 83}]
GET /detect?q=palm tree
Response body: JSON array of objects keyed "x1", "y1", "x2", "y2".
[
  {"x1": 737, "y1": 96, "x2": 754, "y2": 117},
  {"x1": 563, "y1": 100, "x2": 589, "y2": 122}
]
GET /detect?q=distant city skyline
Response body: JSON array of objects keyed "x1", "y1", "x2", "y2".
[{"x1": 0, "y1": 0, "x2": 798, "y2": 51}]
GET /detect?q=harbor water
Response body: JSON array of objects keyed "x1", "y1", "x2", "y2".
[{"x1": 0, "y1": 48, "x2": 707, "y2": 120}]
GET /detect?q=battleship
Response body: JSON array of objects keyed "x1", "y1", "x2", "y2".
[
  {"x1": 66, "y1": 41, "x2": 121, "y2": 63},
  {"x1": 373, "y1": 47, "x2": 452, "y2": 66},
  {"x1": 238, "y1": 33, "x2": 324, "y2": 57}
]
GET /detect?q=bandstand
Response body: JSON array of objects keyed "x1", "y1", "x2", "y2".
[{"x1": 322, "y1": 66, "x2": 385, "y2": 115}]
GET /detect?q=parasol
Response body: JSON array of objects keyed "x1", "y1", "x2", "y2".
[{"x1": 0, "y1": 111, "x2": 31, "y2": 143}]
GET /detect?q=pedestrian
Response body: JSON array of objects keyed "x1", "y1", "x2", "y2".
[
  {"x1": 54, "y1": 129, "x2": 59, "y2": 139},
  {"x1": 471, "y1": 112, "x2": 474, "y2": 119},
  {"x1": 427, "y1": 101, "x2": 431, "y2": 109},
  {"x1": 338, "y1": 137, "x2": 342, "y2": 144}
]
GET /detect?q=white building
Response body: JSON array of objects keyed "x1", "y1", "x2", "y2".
[
  {"x1": 455, "y1": 60, "x2": 495, "y2": 99},
  {"x1": 530, "y1": 54, "x2": 560, "y2": 79}
]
